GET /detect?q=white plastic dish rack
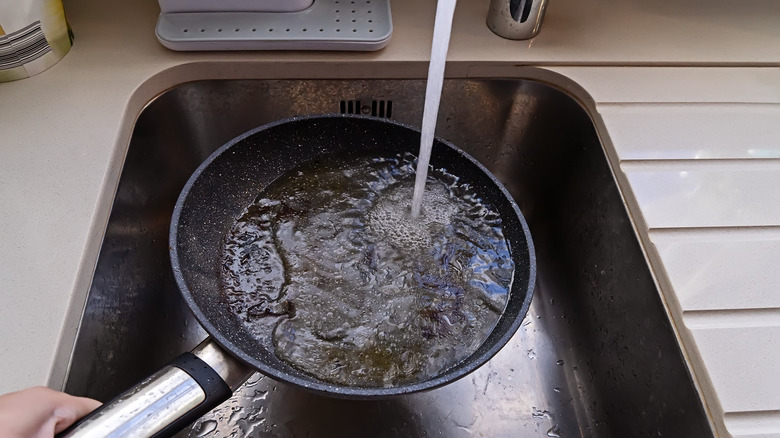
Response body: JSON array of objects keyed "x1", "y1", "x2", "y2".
[
  {"x1": 158, "y1": 0, "x2": 315, "y2": 13},
  {"x1": 155, "y1": 0, "x2": 392, "y2": 51}
]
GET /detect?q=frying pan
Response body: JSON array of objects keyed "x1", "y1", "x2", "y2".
[{"x1": 59, "y1": 114, "x2": 536, "y2": 437}]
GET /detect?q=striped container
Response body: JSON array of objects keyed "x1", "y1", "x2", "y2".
[{"x1": 0, "y1": 0, "x2": 73, "y2": 82}]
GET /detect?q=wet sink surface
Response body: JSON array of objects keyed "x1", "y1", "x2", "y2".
[{"x1": 63, "y1": 79, "x2": 713, "y2": 437}]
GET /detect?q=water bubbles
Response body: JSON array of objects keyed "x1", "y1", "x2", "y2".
[
  {"x1": 222, "y1": 151, "x2": 514, "y2": 387},
  {"x1": 367, "y1": 182, "x2": 456, "y2": 250}
]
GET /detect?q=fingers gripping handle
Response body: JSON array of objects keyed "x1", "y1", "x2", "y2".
[{"x1": 57, "y1": 352, "x2": 232, "y2": 438}]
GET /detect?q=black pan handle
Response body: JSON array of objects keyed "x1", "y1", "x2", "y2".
[{"x1": 57, "y1": 338, "x2": 253, "y2": 438}]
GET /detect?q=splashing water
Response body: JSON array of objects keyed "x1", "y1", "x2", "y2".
[
  {"x1": 221, "y1": 152, "x2": 514, "y2": 387},
  {"x1": 411, "y1": 0, "x2": 458, "y2": 218}
]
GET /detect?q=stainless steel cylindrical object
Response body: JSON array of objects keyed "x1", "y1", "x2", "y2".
[
  {"x1": 58, "y1": 339, "x2": 253, "y2": 438},
  {"x1": 58, "y1": 367, "x2": 206, "y2": 438},
  {"x1": 487, "y1": 0, "x2": 548, "y2": 40}
]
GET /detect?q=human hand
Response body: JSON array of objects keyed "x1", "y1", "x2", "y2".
[{"x1": 0, "y1": 386, "x2": 100, "y2": 438}]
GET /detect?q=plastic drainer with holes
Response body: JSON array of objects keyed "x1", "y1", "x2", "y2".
[{"x1": 155, "y1": 0, "x2": 392, "y2": 51}]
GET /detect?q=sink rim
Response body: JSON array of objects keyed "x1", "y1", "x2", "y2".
[{"x1": 58, "y1": 74, "x2": 717, "y2": 437}]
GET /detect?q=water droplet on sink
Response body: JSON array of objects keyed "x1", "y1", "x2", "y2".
[
  {"x1": 252, "y1": 389, "x2": 269, "y2": 401},
  {"x1": 195, "y1": 419, "x2": 218, "y2": 436},
  {"x1": 531, "y1": 407, "x2": 553, "y2": 420},
  {"x1": 244, "y1": 373, "x2": 264, "y2": 387},
  {"x1": 556, "y1": 359, "x2": 564, "y2": 366},
  {"x1": 547, "y1": 425, "x2": 562, "y2": 437}
]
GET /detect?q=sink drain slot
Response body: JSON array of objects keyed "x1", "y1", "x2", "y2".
[{"x1": 340, "y1": 99, "x2": 393, "y2": 118}]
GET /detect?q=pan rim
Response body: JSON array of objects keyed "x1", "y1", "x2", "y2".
[{"x1": 170, "y1": 113, "x2": 536, "y2": 398}]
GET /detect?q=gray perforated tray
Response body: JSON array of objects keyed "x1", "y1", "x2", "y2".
[{"x1": 156, "y1": 0, "x2": 392, "y2": 51}]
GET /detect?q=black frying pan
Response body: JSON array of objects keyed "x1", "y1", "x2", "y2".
[{"x1": 60, "y1": 115, "x2": 536, "y2": 437}]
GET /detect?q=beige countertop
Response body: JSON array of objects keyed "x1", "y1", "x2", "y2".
[{"x1": 1, "y1": 0, "x2": 779, "y2": 436}]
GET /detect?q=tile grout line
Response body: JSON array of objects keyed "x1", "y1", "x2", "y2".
[
  {"x1": 683, "y1": 308, "x2": 780, "y2": 330},
  {"x1": 724, "y1": 410, "x2": 780, "y2": 436},
  {"x1": 620, "y1": 157, "x2": 780, "y2": 171},
  {"x1": 598, "y1": 101, "x2": 780, "y2": 109},
  {"x1": 648, "y1": 226, "x2": 780, "y2": 241}
]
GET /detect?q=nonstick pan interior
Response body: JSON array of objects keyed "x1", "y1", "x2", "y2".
[{"x1": 170, "y1": 114, "x2": 536, "y2": 398}]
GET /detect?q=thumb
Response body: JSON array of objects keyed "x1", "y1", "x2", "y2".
[{"x1": 50, "y1": 392, "x2": 102, "y2": 434}]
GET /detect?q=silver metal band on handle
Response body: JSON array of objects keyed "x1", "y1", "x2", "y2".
[
  {"x1": 58, "y1": 339, "x2": 253, "y2": 438},
  {"x1": 191, "y1": 339, "x2": 253, "y2": 391}
]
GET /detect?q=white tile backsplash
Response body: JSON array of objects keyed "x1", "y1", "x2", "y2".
[
  {"x1": 622, "y1": 162, "x2": 780, "y2": 228},
  {"x1": 600, "y1": 103, "x2": 780, "y2": 160},
  {"x1": 651, "y1": 230, "x2": 780, "y2": 311},
  {"x1": 687, "y1": 325, "x2": 780, "y2": 413}
]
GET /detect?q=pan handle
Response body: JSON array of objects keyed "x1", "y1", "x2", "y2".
[{"x1": 57, "y1": 338, "x2": 253, "y2": 438}]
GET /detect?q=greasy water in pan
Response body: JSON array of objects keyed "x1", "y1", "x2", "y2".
[{"x1": 221, "y1": 151, "x2": 514, "y2": 387}]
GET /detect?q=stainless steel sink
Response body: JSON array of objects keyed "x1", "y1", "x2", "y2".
[{"x1": 62, "y1": 79, "x2": 713, "y2": 437}]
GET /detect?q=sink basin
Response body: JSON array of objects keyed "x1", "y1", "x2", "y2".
[{"x1": 62, "y1": 78, "x2": 713, "y2": 437}]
